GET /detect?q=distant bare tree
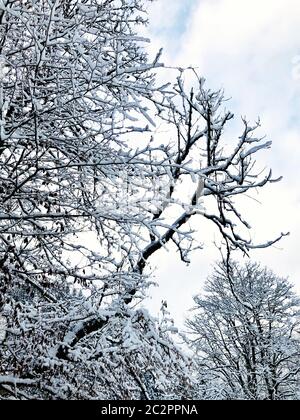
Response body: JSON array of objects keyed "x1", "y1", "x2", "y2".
[{"x1": 187, "y1": 261, "x2": 300, "y2": 400}]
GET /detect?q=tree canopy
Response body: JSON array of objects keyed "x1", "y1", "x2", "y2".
[
  {"x1": 187, "y1": 261, "x2": 300, "y2": 400},
  {"x1": 0, "y1": 0, "x2": 290, "y2": 400}
]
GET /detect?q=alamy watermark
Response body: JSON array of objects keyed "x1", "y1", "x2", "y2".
[
  {"x1": 97, "y1": 169, "x2": 206, "y2": 216},
  {"x1": 0, "y1": 55, "x2": 7, "y2": 80},
  {"x1": 292, "y1": 55, "x2": 300, "y2": 82},
  {"x1": 0, "y1": 315, "x2": 7, "y2": 343}
]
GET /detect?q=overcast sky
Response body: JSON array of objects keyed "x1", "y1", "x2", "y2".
[{"x1": 141, "y1": 0, "x2": 300, "y2": 328}]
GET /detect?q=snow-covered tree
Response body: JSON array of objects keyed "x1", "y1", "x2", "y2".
[
  {"x1": 187, "y1": 261, "x2": 300, "y2": 400},
  {"x1": 0, "y1": 0, "x2": 286, "y2": 399}
]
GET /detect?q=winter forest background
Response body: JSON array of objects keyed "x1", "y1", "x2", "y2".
[{"x1": 0, "y1": 0, "x2": 300, "y2": 400}]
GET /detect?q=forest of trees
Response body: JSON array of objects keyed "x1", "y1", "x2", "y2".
[{"x1": 0, "y1": 0, "x2": 298, "y2": 400}]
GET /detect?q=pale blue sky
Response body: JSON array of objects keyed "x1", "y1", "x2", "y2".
[
  {"x1": 148, "y1": 0, "x2": 196, "y2": 41},
  {"x1": 143, "y1": 0, "x2": 300, "y2": 328}
]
